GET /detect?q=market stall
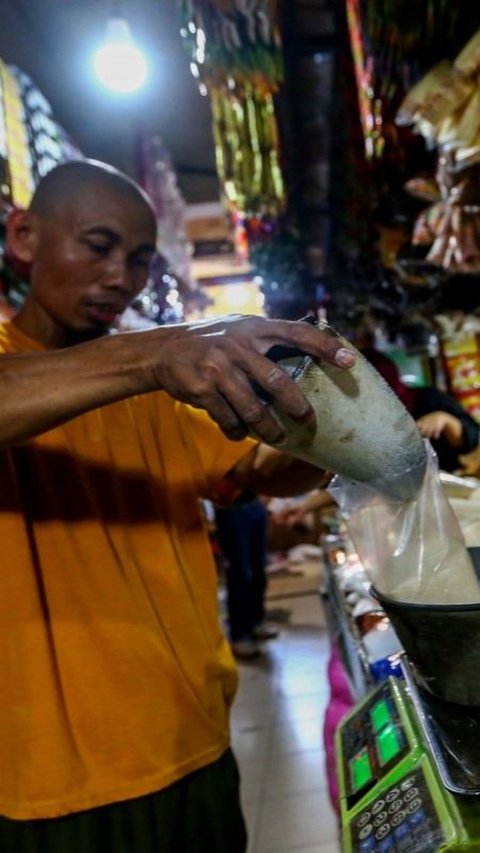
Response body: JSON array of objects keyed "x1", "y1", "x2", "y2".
[{"x1": 322, "y1": 470, "x2": 480, "y2": 851}]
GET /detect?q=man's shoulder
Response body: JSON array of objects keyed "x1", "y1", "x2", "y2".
[{"x1": 0, "y1": 320, "x2": 43, "y2": 353}]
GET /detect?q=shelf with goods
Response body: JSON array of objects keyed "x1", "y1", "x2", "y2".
[
  {"x1": 439, "y1": 326, "x2": 480, "y2": 424},
  {"x1": 326, "y1": 1, "x2": 480, "y2": 373},
  {"x1": 320, "y1": 526, "x2": 402, "y2": 703}
]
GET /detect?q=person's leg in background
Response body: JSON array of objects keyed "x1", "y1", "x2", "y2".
[
  {"x1": 216, "y1": 497, "x2": 277, "y2": 658},
  {"x1": 247, "y1": 498, "x2": 278, "y2": 641},
  {"x1": 216, "y1": 501, "x2": 259, "y2": 656}
]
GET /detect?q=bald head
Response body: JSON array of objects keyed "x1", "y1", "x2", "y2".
[
  {"x1": 7, "y1": 157, "x2": 159, "y2": 347},
  {"x1": 29, "y1": 160, "x2": 155, "y2": 222}
]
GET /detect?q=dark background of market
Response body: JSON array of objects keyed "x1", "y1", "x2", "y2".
[{"x1": 1, "y1": 0, "x2": 480, "y2": 348}]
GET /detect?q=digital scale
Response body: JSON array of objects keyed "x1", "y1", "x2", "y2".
[{"x1": 335, "y1": 663, "x2": 480, "y2": 851}]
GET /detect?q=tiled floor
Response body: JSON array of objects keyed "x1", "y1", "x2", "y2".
[{"x1": 230, "y1": 578, "x2": 341, "y2": 853}]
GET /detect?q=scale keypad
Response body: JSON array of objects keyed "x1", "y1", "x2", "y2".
[{"x1": 350, "y1": 768, "x2": 445, "y2": 852}]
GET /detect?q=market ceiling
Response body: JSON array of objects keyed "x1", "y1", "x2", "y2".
[{"x1": 0, "y1": 0, "x2": 219, "y2": 202}]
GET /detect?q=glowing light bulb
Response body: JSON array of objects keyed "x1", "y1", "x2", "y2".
[{"x1": 93, "y1": 17, "x2": 147, "y2": 94}]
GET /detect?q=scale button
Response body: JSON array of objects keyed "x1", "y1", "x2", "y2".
[
  {"x1": 386, "y1": 787, "x2": 400, "y2": 802},
  {"x1": 390, "y1": 811, "x2": 406, "y2": 827},
  {"x1": 357, "y1": 811, "x2": 371, "y2": 827},
  {"x1": 388, "y1": 799, "x2": 403, "y2": 814},
  {"x1": 403, "y1": 787, "x2": 418, "y2": 802},
  {"x1": 400, "y1": 777, "x2": 415, "y2": 791},
  {"x1": 375, "y1": 823, "x2": 391, "y2": 841},
  {"x1": 408, "y1": 798, "x2": 422, "y2": 814},
  {"x1": 373, "y1": 811, "x2": 388, "y2": 828},
  {"x1": 358, "y1": 823, "x2": 373, "y2": 840},
  {"x1": 372, "y1": 799, "x2": 385, "y2": 814}
]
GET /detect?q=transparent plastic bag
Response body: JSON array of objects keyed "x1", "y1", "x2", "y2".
[{"x1": 328, "y1": 442, "x2": 480, "y2": 605}]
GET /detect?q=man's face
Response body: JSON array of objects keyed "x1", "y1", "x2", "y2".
[{"x1": 25, "y1": 182, "x2": 157, "y2": 344}]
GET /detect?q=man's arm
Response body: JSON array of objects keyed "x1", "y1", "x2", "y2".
[
  {"x1": 0, "y1": 315, "x2": 355, "y2": 450},
  {"x1": 228, "y1": 443, "x2": 331, "y2": 497},
  {"x1": 270, "y1": 488, "x2": 336, "y2": 526}
]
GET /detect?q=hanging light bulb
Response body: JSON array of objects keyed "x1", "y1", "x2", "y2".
[{"x1": 93, "y1": 14, "x2": 148, "y2": 94}]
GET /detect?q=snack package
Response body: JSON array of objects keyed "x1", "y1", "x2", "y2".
[{"x1": 328, "y1": 442, "x2": 480, "y2": 605}]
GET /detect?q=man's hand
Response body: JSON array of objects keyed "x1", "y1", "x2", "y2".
[
  {"x1": 150, "y1": 315, "x2": 355, "y2": 445},
  {"x1": 271, "y1": 504, "x2": 310, "y2": 527},
  {"x1": 0, "y1": 315, "x2": 355, "y2": 450},
  {"x1": 270, "y1": 489, "x2": 336, "y2": 526}
]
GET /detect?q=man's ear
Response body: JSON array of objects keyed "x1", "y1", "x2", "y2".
[{"x1": 5, "y1": 208, "x2": 39, "y2": 263}]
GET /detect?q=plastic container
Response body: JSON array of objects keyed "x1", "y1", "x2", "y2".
[
  {"x1": 263, "y1": 324, "x2": 427, "y2": 502},
  {"x1": 373, "y1": 586, "x2": 480, "y2": 706}
]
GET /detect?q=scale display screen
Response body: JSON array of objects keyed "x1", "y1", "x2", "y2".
[
  {"x1": 370, "y1": 697, "x2": 391, "y2": 732},
  {"x1": 350, "y1": 748, "x2": 373, "y2": 792},
  {"x1": 341, "y1": 683, "x2": 410, "y2": 805},
  {"x1": 377, "y1": 724, "x2": 401, "y2": 766}
]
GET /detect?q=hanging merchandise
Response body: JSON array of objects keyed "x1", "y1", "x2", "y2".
[
  {"x1": 0, "y1": 60, "x2": 34, "y2": 210},
  {"x1": 345, "y1": 0, "x2": 382, "y2": 160},
  {"x1": 345, "y1": 0, "x2": 480, "y2": 165},
  {"x1": 0, "y1": 67, "x2": 10, "y2": 214},
  {"x1": 210, "y1": 83, "x2": 284, "y2": 216},
  {"x1": 398, "y1": 30, "x2": 480, "y2": 274},
  {"x1": 0, "y1": 63, "x2": 83, "y2": 215},
  {"x1": 176, "y1": 0, "x2": 296, "y2": 315},
  {"x1": 176, "y1": 0, "x2": 286, "y2": 219},
  {"x1": 177, "y1": 0, "x2": 283, "y2": 92},
  {"x1": 10, "y1": 67, "x2": 83, "y2": 185},
  {"x1": 0, "y1": 59, "x2": 85, "y2": 313}
]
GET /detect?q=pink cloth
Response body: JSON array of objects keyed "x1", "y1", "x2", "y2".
[{"x1": 323, "y1": 641, "x2": 354, "y2": 812}]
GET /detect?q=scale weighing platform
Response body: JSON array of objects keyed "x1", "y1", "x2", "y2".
[{"x1": 335, "y1": 674, "x2": 480, "y2": 851}]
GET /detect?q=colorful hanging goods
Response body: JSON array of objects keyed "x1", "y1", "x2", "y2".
[
  {"x1": 176, "y1": 0, "x2": 286, "y2": 217},
  {"x1": 398, "y1": 30, "x2": 480, "y2": 273},
  {"x1": 210, "y1": 83, "x2": 284, "y2": 216},
  {"x1": 177, "y1": 0, "x2": 283, "y2": 92},
  {"x1": 0, "y1": 60, "x2": 34, "y2": 210}
]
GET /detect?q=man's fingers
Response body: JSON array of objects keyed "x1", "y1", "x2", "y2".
[
  {"x1": 199, "y1": 393, "x2": 248, "y2": 440},
  {"x1": 217, "y1": 368, "x2": 288, "y2": 445},
  {"x1": 180, "y1": 315, "x2": 356, "y2": 370},
  {"x1": 199, "y1": 379, "x2": 287, "y2": 445},
  {"x1": 216, "y1": 352, "x2": 321, "y2": 443},
  {"x1": 156, "y1": 316, "x2": 356, "y2": 442},
  {"x1": 239, "y1": 350, "x2": 316, "y2": 425},
  {"x1": 264, "y1": 320, "x2": 356, "y2": 368}
]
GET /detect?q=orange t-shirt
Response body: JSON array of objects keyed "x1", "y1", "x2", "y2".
[{"x1": 0, "y1": 321, "x2": 255, "y2": 820}]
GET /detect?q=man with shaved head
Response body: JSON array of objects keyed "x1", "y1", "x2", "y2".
[{"x1": 0, "y1": 160, "x2": 354, "y2": 852}]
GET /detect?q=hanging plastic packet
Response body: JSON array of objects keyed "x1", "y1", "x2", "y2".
[{"x1": 328, "y1": 441, "x2": 480, "y2": 605}]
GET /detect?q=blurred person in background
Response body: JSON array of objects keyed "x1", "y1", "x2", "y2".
[
  {"x1": 360, "y1": 340, "x2": 479, "y2": 473},
  {"x1": 215, "y1": 493, "x2": 278, "y2": 660}
]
